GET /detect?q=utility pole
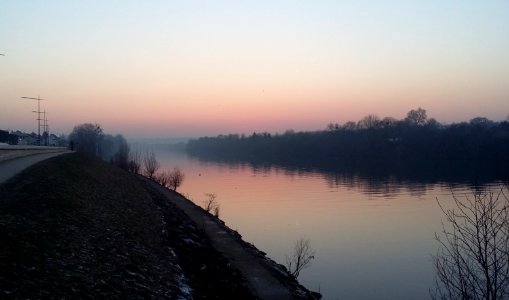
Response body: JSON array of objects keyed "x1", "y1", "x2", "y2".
[
  {"x1": 31, "y1": 110, "x2": 43, "y2": 145},
  {"x1": 34, "y1": 110, "x2": 49, "y2": 145},
  {"x1": 43, "y1": 111, "x2": 49, "y2": 146},
  {"x1": 21, "y1": 96, "x2": 44, "y2": 146}
]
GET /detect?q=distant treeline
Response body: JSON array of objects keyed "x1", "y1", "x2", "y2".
[{"x1": 187, "y1": 108, "x2": 509, "y2": 163}]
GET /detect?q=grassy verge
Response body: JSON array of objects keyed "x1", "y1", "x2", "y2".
[{"x1": 0, "y1": 153, "x2": 177, "y2": 298}]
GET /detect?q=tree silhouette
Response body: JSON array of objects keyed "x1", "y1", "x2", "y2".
[
  {"x1": 203, "y1": 193, "x2": 220, "y2": 217},
  {"x1": 357, "y1": 114, "x2": 381, "y2": 129},
  {"x1": 168, "y1": 167, "x2": 185, "y2": 191},
  {"x1": 286, "y1": 238, "x2": 315, "y2": 278},
  {"x1": 128, "y1": 149, "x2": 142, "y2": 174},
  {"x1": 431, "y1": 187, "x2": 509, "y2": 300},
  {"x1": 405, "y1": 107, "x2": 428, "y2": 126},
  {"x1": 69, "y1": 123, "x2": 103, "y2": 156},
  {"x1": 142, "y1": 150, "x2": 160, "y2": 180},
  {"x1": 187, "y1": 110, "x2": 509, "y2": 164}
]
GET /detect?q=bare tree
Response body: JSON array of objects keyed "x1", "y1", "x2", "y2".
[
  {"x1": 155, "y1": 170, "x2": 171, "y2": 188},
  {"x1": 432, "y1": 187, "x2": 509, "y2": 300},
  {"x1": 143, "y1": 150, "x2": 160, "y2": 180},
  {"x1": 128, "y1": 149, "x2": 142, "y2": 174},
  {"x1": 213, "y1": 206, "x2": 220, "y2": 218},
  {"x1": 203, "y1": 193, "x2": 219, "y2": 213},
  {"x1": 357, "y1": 114, "x2": 381, "y2": 129},
  {"x1": 110, "y1": 135, "x2": 130, "y2": 170},
  {"x1": 405, "y1": 107, "x2": 428, "y2": 126},
  {"x1": 168, "y1": 167, "x2": 184, "y2": 191},
  {"x1": 342, "y1": 121, "x2": 357, "y2": 131},
  {"x1": 286, "y1": 238, "x2": 315, "y2": 278}
]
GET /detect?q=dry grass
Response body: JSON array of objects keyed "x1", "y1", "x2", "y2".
[
  {"x1": 0, "y1": 152, "x2": 254, "y2": 299},
  {"x1": 0, "y1": 153, "x2": 179, "y2": 298}
]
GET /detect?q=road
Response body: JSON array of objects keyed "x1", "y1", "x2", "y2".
[{"x1": 0, "y1": 151, "x2": 70, "y2": 185}]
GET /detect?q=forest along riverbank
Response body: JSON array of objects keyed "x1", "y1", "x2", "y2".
[{"x1": 0, "y1": 153, "x2": 318, "y2": 299}]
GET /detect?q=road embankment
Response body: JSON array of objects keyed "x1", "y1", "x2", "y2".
[
  {"x1": 0, "y1": 145, "x2": 68, "y2": 163},
  {"x1": 0, "y1": 153, "x2": 319, "y2": 299}
]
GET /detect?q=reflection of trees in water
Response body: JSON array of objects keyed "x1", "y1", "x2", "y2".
[
  {"x1": 324, "y1": 174, "x2": 430, "y2": 198},
  {"x1": 189, "y1": 154, "x2": 506, "y2": 197},
  {"x1": 407, "y1": 183, "x2": 428, "y2": 198},
  {"x1": 325, "y1": 174, "x2": 404, "y2": 198},
  {"x1": 441, "y1": 181, "x2": 498, "y2": 195}
]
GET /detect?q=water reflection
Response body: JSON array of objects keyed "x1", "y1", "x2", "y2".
[
  {"x1": 189, "y1": 152, "x2": 507, "y2": 198},
  {"x1": 149, "y1": 146, "x2": 506, "y2": 300}
]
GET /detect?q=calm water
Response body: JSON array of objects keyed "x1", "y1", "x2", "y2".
[{"x1": 149, "y1": 146, "x2": 504, "y2": 300}]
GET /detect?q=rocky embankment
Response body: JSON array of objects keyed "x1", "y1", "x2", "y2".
[{"x1": 144, "y1": 179, "x2": 320, "y2": 300}]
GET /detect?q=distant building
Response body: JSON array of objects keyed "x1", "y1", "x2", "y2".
[
  {"x1": 4, "y1": 130, "x2": 66, "y2": 146},
  {"x1": 15, "y1": 132, "x2": 38, "y2": 145}
]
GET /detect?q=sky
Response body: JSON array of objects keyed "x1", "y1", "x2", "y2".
[{"x1": 1, "y1": 1, "x2": 508, "y2": 138}]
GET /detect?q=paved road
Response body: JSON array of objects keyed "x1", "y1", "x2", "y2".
[{"x1": 0, "y1": 151, "x2": 70, "y2": 185}]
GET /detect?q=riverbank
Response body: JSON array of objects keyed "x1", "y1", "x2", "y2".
[
  {"x1": 0, "y1": 153, "x2": 318, "y2": 299},
  {"x1": 143, "y1": 177, "x2": 318, "y2": 299}
]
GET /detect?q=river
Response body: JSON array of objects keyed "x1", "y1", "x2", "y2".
[{"x1": 147, "y1": 145, "x2": 505, "y2": 300}]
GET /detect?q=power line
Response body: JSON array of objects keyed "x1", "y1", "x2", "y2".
[
  {"x1": 32, "y1": 110, "x2": 50, "y2": 145},
  {"x1": 21, "y1": 96, "x2": 45, "y2": 146}
]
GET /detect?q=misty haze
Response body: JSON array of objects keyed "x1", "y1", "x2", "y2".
[{"x1": 1, "y1": 2, "x2": 509, "y2": 300}]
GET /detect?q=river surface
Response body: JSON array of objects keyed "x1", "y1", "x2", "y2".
[{"x1": 147, "y1": 145, "x2": 504, "y2": 300}]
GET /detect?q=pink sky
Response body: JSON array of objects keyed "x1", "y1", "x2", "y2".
[{"x1": 1, "y1": 1, "x2": 508, "y2": 138}]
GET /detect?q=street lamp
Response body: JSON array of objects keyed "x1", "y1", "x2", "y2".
[{"x1": 21, "y1": 96, "x2": 44, "y2": 146}]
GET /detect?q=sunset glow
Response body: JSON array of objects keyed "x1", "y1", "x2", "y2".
[{"x1": 1, "y1": 1, "x2": 508, "y2": 137}]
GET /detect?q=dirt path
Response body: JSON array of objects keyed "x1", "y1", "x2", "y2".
[
  {"x1": 143, "y1": 178, "x2": 302, "y2": 300},
  {"x1": 0, "y1": 151, "x2": 70, "y2": 185}
]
